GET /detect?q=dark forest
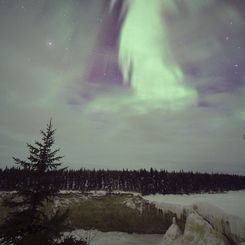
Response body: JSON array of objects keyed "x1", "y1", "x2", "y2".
[{"x1": 1, "y1": 167, "x2": 244, "y2": 195}]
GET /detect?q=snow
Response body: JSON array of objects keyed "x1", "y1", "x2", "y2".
[
  {"x1": 0, "y1": 191, "x2": 17, "y2": 194},
  {"x1": 144, "y1": 190, "x2": 245, "y2": 244},
  {"x1": 162, "y1": 218, "x2": 182, "y2": 245},
  {"x1": 123, "y1": 199, "x2": 137, "y2": 209},
  {"x1": 153, "y1": 202, "x2": 185, "y2": 219},
  {"x1": 144, "y1": 190, "x2": 245, "y2": 221},
  {"x1": 64, "y1": 229, "x2": 163, "y2": 245},
  {"x1": 122, "y1": 196, "x2": 144, "y2": 213},
  {"x1": 2, "y1": 190, "x2": 245, "y2": 244},
  {"x1": 59, "y1": 190, "x2": 83, "y2": 194},
  {"x1": 182, "y1": 212, "x2": 228, "y2": 245},
  {"x1": 193, "y1": 202, "x2": 245, "y2": 243},
  {"x1": 108, "y1": 190, "x2": 141, "y2": 196},
  {"x1": 87, "y1": 190, "x2": 107, "y2": 196},
  {"x1": 59, "y1": 190, "x2": 141, "y2": 197}
]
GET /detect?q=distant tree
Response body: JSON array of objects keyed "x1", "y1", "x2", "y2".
[{"x1": 0, "y1": 120, "x2": 87, "y2": 245}]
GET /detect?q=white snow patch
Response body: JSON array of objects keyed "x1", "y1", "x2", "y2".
[
  {"x1": 153, "y1": 201, "x2": 186, "y2": 219},
  {"x1": 182, "y1": 212, "x2": 228, "y2": 245},
  {"x1": 122, "y1": 196, "x2": 144, "y2": 213},
  {"x1": 144, "y1": 190, "x2": 245, "y2": 221},
  {"x1": 123, "y1": 199, "x2": 136, "y2": 209},
  {"x1": 162, "y1": 218, "x2": 182, "y2": 245},
  {"x1": 88, "y1": 190, "x2": 140, "y2": 197},
  {"x1": 193, "y1": 202, "x2": 245, "y2": 243},
  {"x1": 110, "y1": 190, "x2": 141, "y2": 196},
  {"x1": 88, "y1": 190, "x2": 107, "y2": 196},
  {"x1": 0, "y1": 191, "x2": 17, "y2": 194},
  {"x1": 59, "y1": 190, "x2": 83, "y2": 194},
  {"x1": 58, "y1": 190, "x2": 141, "y2": 197},
  {"x1": 64, "y1": 229, "x2": 163, "y2": 245}
]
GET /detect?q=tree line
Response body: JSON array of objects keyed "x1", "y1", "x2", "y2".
[{"x1": 1, "y1": 167, "x2": 244, "y2": 195}]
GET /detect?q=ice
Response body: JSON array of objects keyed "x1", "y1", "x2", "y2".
[{"x1": 144, "y1": 190, "x2": 245, "y2": 221}]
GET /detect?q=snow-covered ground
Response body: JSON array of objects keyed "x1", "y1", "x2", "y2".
[
  {"x1": 2, "y1": 190, "x2": 245, "y2": 244},
  {"x1": 59, "y1": 190, "x2": 140, "y2": 196},
  {"x1": 65, "y1": 191, "x2": 245, "y2": 245},
  {"x1": 65, "y1": 229, "x2": 163, "y2": 245},
  {"x1": 144, "y1": 190, "x2": 245, "y2": 221}
]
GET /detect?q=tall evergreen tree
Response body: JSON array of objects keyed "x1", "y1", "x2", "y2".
[{"x1": 0, "y1": 120, "x2": 86, "y2": 245}]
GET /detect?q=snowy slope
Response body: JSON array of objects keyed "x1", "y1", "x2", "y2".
[
  {"x1": 181, "y1": 211, "x2": 229, "y2": 245},
  {"x1": 144, "y1": 190, "x2": 245, "y2": 244},
  {"x1": 193, "y1": 202, "x2": 245, "y2": 243},
  {"x1": 144, "y1": 190, "x2": 245, "y2": 221},
  {"x1": 64, "y1": 229, "x2": 163, "y2": 245},
  {"x1": 161, "y1": 217, "x2": 182, "y2": 245}
]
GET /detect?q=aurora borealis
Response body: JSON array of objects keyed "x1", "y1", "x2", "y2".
[
  {"x1": 119, "y1": 0, "x2": 196, "y2": 105},
  {"x1": 0, "y1": 0, "x2": 244, "y2": 173}
]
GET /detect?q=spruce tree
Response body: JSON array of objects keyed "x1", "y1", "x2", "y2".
[{"x1": 0, "y1": 120, "x2": 86, "y2": 245}]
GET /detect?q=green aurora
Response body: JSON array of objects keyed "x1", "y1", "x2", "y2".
[
  {"x1": 0, "y1": 0, "x2": 244, "y2": 173},
  {"x1": 119, "y1": 0, "x2": 197, "y2": 107}
]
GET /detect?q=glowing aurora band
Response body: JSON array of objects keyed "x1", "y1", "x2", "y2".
[
  {"x1": 87, "y1": 0, "x2": 197, "y2": 114},
  {"x1": 119, "y1": 0, "x2": 197, "y2": 107}
]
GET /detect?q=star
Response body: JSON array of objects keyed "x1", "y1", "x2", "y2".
[{"x1": 47, "y1": 41, "x2": 54, "y2": 48}]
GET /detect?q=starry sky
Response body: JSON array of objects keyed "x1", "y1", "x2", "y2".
[{"x1": 0, "y1": 0, "x2": 245, "y2": 174}]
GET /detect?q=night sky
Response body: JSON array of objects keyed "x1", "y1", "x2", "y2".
[{"x1": 0, "y1": 0, "x2": 245, "y2": 173}]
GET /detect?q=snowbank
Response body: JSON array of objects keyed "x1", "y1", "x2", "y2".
[
  {"x1": 162, "y1": 217, "x2": 182, "y2": 245},
  {"x1": 193, "y1": 202, "x2": 245, "y2": 244},
  {"x1": 182, "y1": 211, "x2": 228, "y2": 245},
  {"x1": 145, "y1": 191, "x2": 245, "y2": 244},
  {"x1": 144, "y1": 190, "x2": 245, "y2": 221},
  {"x1": 63, "y1": 229, "x2": 163, "y2": 245}
]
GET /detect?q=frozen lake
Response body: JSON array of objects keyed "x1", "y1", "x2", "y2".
[{"x1": 144, "y1": 190, "x2": 245, "y2": 221}]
